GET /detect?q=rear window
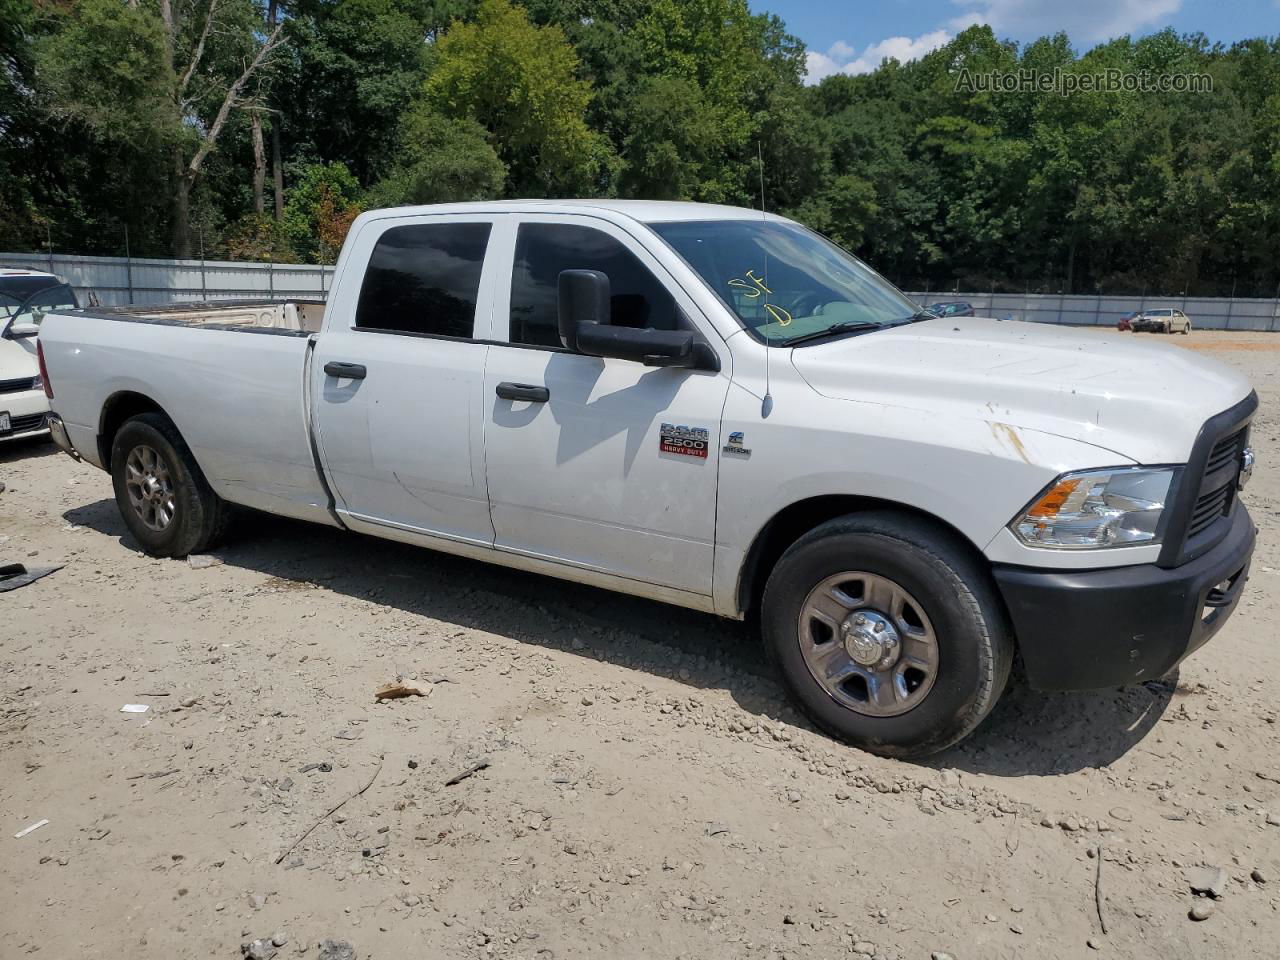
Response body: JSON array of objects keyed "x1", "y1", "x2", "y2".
[{"x1": 355, "y1": 222, "x2": 491, "y2": 338}]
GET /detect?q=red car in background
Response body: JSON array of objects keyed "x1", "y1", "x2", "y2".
[{"x1": 1117, "y1": 312, "x2": 1136, "y2": 331}]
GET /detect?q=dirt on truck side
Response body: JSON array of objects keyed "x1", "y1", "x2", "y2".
[{"x1": 2, "y1": 327, "x2": 1278, "y2": 960}]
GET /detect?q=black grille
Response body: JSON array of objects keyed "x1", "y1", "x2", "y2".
[
  {"x1": 1205, "y1": 428, "x2": 1245, "y2": 476},
  {"x1": 1187, "y1": 484, "x2": 1232, "y2": 539},
  {"x1": 2, "y1": 412, "x2": 47, "y2": 433},
  {"x1": 0, "y1": 376, "x2": 37, "y2": 395}
]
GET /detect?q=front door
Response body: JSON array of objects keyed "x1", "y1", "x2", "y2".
[
  {"x1": 482, "y1": 216, "x2": 730, "y2": 595},
  {"x1": 312, "y1": 214, "x2": 499, "y2": 544}
]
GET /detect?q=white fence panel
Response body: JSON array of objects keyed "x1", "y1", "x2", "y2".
[
  {"x1": 0, "y1": 251, "x2": 333, "y2": 307},
  {"x1": 908, "y1": 292, "x2": 1280, "y2": 331},
  {"x1": 3, "y1": 252, "x2": 1277, "y2": 330}
]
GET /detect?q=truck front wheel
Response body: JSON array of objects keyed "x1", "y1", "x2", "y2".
[
  {"x1": 761, "y1": 513, "x2": 1013, "y2": 758},
  {"x1": 110, "y1": 413, "x2": 230, "y2": 558}
]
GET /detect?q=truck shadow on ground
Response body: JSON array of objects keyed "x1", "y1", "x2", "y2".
[{"x1": 65, "y1": 498, "x2": 1172, "y2": 777}]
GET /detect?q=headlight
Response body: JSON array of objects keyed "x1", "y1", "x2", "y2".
[{"x1": 1011, "y1": 467, "x2": 1176, "y2": 549}]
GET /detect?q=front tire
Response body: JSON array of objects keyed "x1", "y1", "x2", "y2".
[
  {"x1": 761, "y1": 513, "x2": 1013, "y2": 758},
  {"x1": 110, "y1": 413, "x2": 230, "y2": 557}
]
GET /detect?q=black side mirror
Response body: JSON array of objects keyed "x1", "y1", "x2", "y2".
[
  {"x1": 558, "y1": 269, "x2": 610, "y2": 351},
  {"x1": 576, "y1": 324, "x2": 696, "y2": 366},
  {"x1": 557, "y1": 268, "x2": 713, "y2": 370}
]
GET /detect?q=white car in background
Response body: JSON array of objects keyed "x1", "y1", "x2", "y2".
[
  {"x1": 1133, "y1": 307, "x2": 1192, "y2": 334},
  {"x1": 1, "y1": 269, "x2": 79, "y2": 441}
]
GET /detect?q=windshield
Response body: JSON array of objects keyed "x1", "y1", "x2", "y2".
[
  {"x1": 649, "y1": 220, "x2": 919, "y2": 345},
  {"x1": 0, "y1": 281, "x2": 79, "y2": 329}
]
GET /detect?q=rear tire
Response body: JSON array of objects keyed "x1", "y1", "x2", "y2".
[
  {"x1": 110, "y1": 413, "x2": 230, "y2": 557},
  {"x1": 761, "y1": 512, "x2": 1013, "y2": 758}
]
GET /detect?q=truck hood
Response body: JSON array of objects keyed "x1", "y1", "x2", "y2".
[{"x1": 790, "y1": 317, "x2": 1252, "y2": 464}]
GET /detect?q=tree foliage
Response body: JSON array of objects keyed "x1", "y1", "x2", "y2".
[{"x1": 2, "y1": 4, "x2": 1277, "y2": 295}]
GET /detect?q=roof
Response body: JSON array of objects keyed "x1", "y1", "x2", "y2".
[{"x1": 359, "y1": 199, "x2": 789, "y2": 225}]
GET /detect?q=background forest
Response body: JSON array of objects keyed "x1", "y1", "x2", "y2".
[{"x1": 2, "y1": 0, "x2": 1278, "y2": 295}]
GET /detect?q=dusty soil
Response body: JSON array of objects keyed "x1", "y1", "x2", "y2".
[{"x1": 3, "y1": 329, "x2": 1278, "y2": 960}]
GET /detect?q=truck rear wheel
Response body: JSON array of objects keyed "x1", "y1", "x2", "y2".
[
  {"x1": 110, "y1": 413, "x2": 230, "y2": 558},
  {"x1": 761, "y1": 512, "x2": 1013, "y2": 758}
]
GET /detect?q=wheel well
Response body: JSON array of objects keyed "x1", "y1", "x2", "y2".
[
  {"x1": 98, "y1": 392, "x2": 165, "y2": 469},
  {"x1": 735, "y1": 495, "x2": 986, "y2": 618}
]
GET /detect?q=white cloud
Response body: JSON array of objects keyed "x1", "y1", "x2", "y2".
[
  {"x1": 949, "y1": 0, "x2": 1182, "y2": 45},
  {"x1": 805, "y1": 30, "x2": 953, "y2": 84}
]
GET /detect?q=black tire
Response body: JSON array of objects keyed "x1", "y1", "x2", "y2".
[
  {"x1": 110, "y1": 412, "x2": 230, "y2": 557},
  {"x1": 761, "y1": 512, "x2": 1013, "y2": 758}
]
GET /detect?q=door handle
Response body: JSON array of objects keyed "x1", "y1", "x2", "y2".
[
  {"x1": 496, "y1": 382, "x2": 549, "y2": 403},
  {"x1": 324, "y1": 361, "x2": 366, "y2": 380}
]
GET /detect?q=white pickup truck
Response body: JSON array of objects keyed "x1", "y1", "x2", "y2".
[{"x1": 38, "y1": 201, "x2": 1258, "y2": 757}]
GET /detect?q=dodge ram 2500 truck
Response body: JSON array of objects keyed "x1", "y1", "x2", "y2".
[{"x1": 37, "y1": 201, "x2": 1258, "y2": 757}]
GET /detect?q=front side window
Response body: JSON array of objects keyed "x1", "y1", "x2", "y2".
[
  {"x1": 509, "y1": 223, "x2": 679, "y2": 348},
  {"x1": 355, "y1": 222, "x2": 491, "y2": 338},
  {"x1": 651, "y1": 219, "x2": 919, "y2": 345}
]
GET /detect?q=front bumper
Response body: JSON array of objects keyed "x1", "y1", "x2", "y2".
[
  {"x1": 0, "y1": 388, "x2": 50, "y2": 440},
  {"x1": 993, "y1": 505, "x2": 1256, "y2": 691}
]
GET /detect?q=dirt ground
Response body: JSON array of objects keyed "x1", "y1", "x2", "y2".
[{"x1": 2, "y1": 328, "x2": 1278, "y2": 960}]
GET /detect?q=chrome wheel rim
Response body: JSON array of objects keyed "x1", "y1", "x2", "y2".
[
  {"x1": 124, "y1": 444, "x2": 176, "y2": 532},
  {"x1": 798, "y1": 571, "x2": 939, "y2": 717}
]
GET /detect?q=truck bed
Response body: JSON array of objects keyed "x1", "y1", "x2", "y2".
[
  {"x1": 74, "y1": 299, "x2": 327, "y2": 335},
  {"x1": 39, "y1": 300, "x2": 337, "y2": 527}
]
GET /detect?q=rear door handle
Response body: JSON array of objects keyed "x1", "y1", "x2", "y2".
[
  {"x1": 496, "y1": 382, "x2": 549, "y2": 403},
  {"x1": 324, "y1": 361, "x2": 366, "y2": 380}
]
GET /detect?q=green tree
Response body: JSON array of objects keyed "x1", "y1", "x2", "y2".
[
  {"x1": 367, "y1": 105, "x2": 506, "y2": 206},
  {"x1": 422, "y1": 0, "x2": 604, "y2": 195},
  {"x1": 36, "y1": 0, "x2": 287, "y2": 256}
]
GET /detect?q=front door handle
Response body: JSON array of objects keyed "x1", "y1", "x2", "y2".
[
  {"x1": 496, "y1": 382, "x2": 549, "y2": 403},
  {"x1": 324, "y1": 361, "x2": 366, "y2": 380}
]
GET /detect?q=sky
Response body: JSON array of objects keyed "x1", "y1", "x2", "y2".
[{"x1": 760, "y1": 0, "x2": 1280, "y2": 83}]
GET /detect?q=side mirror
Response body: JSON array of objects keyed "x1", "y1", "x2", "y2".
[
  {"x1": 558, "y1": 269, "x2": 610, "y2": 351},
  {"x1": 556, "y1": 267, "x2": 713, "y2": 370},
  {"x1": 6, "y1": 322, "x2": 39, "y2": 339},
  {"x1": 576, "y1": 324, "x2": 697, "y2": 367}
]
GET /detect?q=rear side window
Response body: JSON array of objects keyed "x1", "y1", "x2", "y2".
[
  {"x1": 509, "y1": 223, "x2": 678, "y2": 348},
  {"x1": 355, "y1": 222, "x2": 491, "y2": 338}
]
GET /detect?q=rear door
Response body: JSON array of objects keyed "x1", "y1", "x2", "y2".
[
  {"x1": 480, "y1": 215, "x2": 731, "y2": 596},
  {"x1": 312, "y1": 213, "x2": 499, "y2": 544}
]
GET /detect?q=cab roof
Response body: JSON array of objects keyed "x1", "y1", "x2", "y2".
[{"x1": 358, "y1": 199, "x2": 789, "y2": 225}]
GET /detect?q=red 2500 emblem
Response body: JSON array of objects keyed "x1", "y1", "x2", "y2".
[{"x1": 660, "y1": 423, "x2": 709, "y2": 459}]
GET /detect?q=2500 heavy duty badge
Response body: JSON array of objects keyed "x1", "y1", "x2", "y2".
[{"x1": 660, "y1": 423, "x2": 709, "y2": 459}]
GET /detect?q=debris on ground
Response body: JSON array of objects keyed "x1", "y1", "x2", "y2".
[
  {"x1": 0, "y1": 562, "x2": 63, "y2": 592},
  {"x1": 444, "y1": 759, "x2": 490, "y2": 786},
  {"x1": 120, "y1": 704, "x2": 149, "y2": 713},
  {"x1": 1186, "y1": 864, "x2": 1229, "y2": 899},
  {"x1": 13, "y1": 818, "x2": 49, "y2": 839},
  {"x1": 374, "y1": 682, "x2": 425, "y2": 701},
  {"x1": 317, "y1": 940, "x2": 355, "y2": 960},
  {"x1": 240, "y1": 938, "x2": 277, "y2": 960},
  {"x1": 187, "y1": 554, "x2": 224, "y2": 569}
]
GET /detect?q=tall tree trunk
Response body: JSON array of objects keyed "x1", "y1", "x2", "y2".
[
  {"x1": 271, "y1": 123, "x2": 285, "y2": 221},
  {"x1": 267, "y1": 0, "x2": 284, "y2": 221},
  {"x1": 252, "y1": 113, "x2": 266, "y2": 215},
  {"x1": 173, "y1": 147, "x2": 193, "y2": 258}
]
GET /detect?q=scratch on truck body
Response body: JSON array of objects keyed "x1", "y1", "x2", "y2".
[{"x1": 988, "y1": 421, "x2": 1031, "y2": 464}]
